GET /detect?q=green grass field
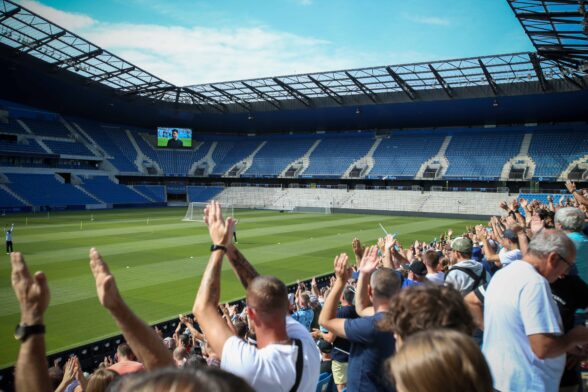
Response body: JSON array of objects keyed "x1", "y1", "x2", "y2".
[{"x1": 0, "y1": 207, "x2": 483, "y2": 368}]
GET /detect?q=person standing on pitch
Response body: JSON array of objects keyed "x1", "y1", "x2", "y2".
[{"x1": 4, "y1": 223, "x2": 14, "y2": 254}]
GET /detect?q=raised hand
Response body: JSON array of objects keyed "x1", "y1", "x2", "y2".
[
  {"x1": 384, "y1": 234, "x2": 396, "y2": 251},
  {"x1": 358, "y1": 245, "x2": 379, "y2": 275},
  {"x1": 89, "y1": 248, "x2": 122, "y2": 311},
  {"x1": 565, "y1": 180, "x2": 576, "y2": 193},
  {"x1": 519, "y1": 198, "x2": 528, "y2": 208},
  {"x1": 11, "y1": 252, "x2": 49, "y2": 325},
  {"x1": 352, "y1": 238, "x2": 364, "y2": 258},
  {"x1": 333, "y1": 253, "x2": 352, "y2": 282},
  {"x1": 377, "y1": 237, "x2": 385, "y2": 250},
  {"x1": 499, "y1": 201, "x2": 508, "y2": 211},
  {"x1": 203, "y1": 201, "x2": 235, "y2": 246}
]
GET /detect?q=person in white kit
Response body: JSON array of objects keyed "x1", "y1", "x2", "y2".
[
  {"x1": 4, "y1": 223, "x2": 14, "y2": 254},
  {"x1": 193, "y1": 202, "x2": 320, "y2": 392},
  {"x1": 482, "y1": 230, "x2": 588, "y2": 392}
]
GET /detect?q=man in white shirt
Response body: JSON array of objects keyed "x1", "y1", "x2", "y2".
[
  {"x1": 193, "y1": 202, "x2": 320, "y2": 392},
  {"x1": 481, "y1": 229, "x2": 522, "y2": 269},
  {"x1": 423, "y1": 250, "x2": 445, "y2": 285},
  {"x1": 483, "y1": 230, "x2": 588, "y2": 392}
]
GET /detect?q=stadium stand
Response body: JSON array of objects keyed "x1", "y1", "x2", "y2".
[
  {"x1": 370, "y1": 133, "x2": 445, "y2": 178},
  {"x1": 444, "y1": 131, "x2": 524, "y2": 179},
  {"x1": 210, "y1": 139, "x2": 263, "y2": 175},
  {"x1": 0, "y1": 138, "x2": 47, "y2": 154},
  {"x1": 0, "y1": 186, "x2": 27, "y2": 208},
  {"x1": 0, "y1": 117, "x2": 26, "y2": 134},
  {"x1": 79, "y1": 176, "x2": 149, "y2": 204},
  {"x1": 304, "y1": 135, "x2": 374, "y2": 177},
  {"x1": 528, "y1": 127, "x2": 588, "y2": 179},
  {"x1": 4, "y1": 173, "x2": 98, "y2": 206},
  {"x1": 21, "y1": 118, "x2": 71, "y2": 138},
  {"x1": 43, "y1": 140, "x2": 95, "y2": 157},
  {"x1": 245, "y1": 137, "x2": 316, "y2": 177},
  {"x1": 133, "y1": 185, "x2": 166, "y2": 202},
  {"x1": 186, "y1": 186, "x2": 224, "y2": 202}
]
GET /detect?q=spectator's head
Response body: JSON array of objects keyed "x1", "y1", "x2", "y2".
[
  {"x1": 113, "y1": 367, "x2": 255, "y2": 392},
  {"x1": 178, "y1": 334, "x2": 190, "y2": 348},
  {"x1": 48, "y1": 364, "x2": 64, "y2": 390},
  {"x1": 184, "y1": 354, "x2": 207, "y2": 370},
  {"x1": 526, "y1": 229, "x2": 576, "y2": 282},
  {"x1": 450, "y1": 237, "x2": 473, "y2": 262},
  {"x1": 171, "y1": 129, "x2": 179, "y2": 140},
  {"x1": 116, "y1": 343, "x2": 136, "y2": 361},
  {"x1": 555, "y1": 207, "x2": 585, "y2": 233},
  {"x1": 341, "y1": 285, "x2": 355, "y2": 305},
  {"x1": 246, "y1": 275, "x2": 289, "y2": 325},
  {"x1": 388, "y1": 329, "x2": 493, "y2": 392},
  {"x1": 173, "y1": 347, "x2": 189, "y2": 367},
  {"x1": 234, "y1": 320, "x2": 248, "y2": 339},
  {"x1": 298, "y1": 293, "x2": 310, "y2": 308},
  {"x1": 86, "y1": 368, "x2": 119, "y2": 392},
  {"x1": 378, "y1": 285, "x2": 474, "y2": 348},
  {"x1": 501, "y1": 229, "x2": 519, "y2": 249},
  {"x1": 408, "y1": 261, "x2": 427, "y2": 282},
  {"x1": 422, "y1": 250, "x2": 439, "y2": 272},
  {"x1": 369, "y1": 268, "x2": 402, "y2": 305}
]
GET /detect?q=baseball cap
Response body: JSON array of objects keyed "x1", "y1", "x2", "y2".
[
  {"x1": 409, "y1": 261, "x2": 427, "y2": 276},
  {"x1": 451, "y1": 237, "x2": 473, "y2": 253},
  {"x1": 317, "y1": 339, "x2": 333, "y2": 354},
  {"x1": 502, "y1": 229, "x2": 518, "y2": 241}
]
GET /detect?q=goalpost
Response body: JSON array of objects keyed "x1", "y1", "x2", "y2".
[{"x1": 182, "y1": 202, "x2": 235, "y2": 221}]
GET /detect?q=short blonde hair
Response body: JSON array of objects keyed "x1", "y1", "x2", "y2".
[{"x1": 389, "y1": 329, "x2": 493, "y2": 392}]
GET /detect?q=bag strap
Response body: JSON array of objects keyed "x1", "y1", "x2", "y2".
[
  {"x1": 289, "y1": 338, "x2": 304, "y2": 392},
  {"x1": 447, "y1": 266, "x2": 485, "y2": 289}
]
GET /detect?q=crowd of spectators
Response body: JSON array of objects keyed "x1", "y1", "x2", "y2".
[{"x1": 8, "y1": 180, "x2": 588, "y2": 391}]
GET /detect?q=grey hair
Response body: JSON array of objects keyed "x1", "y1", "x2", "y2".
[
  {"x1": 555, "y1": 207, "x2": 586, "y2": 232},
  {"x1": 527, "y1": 230, "x2": 574, "y2": 261}
]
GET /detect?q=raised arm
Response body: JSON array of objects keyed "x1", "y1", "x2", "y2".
[
  {"x1": 566, "y1": 181, "x2": 588, "y2": 207},
  {"x1": 355, "y1": 245, "x2": 379, "y2": 317},
  {"x1": 351, "y1": 238, "x2": 364, "y2": 266},
  {"x1": 11, "y1": 252, "x2": 51, "y2": 392},
  {"x1": 318, "y1": 253, "x2": 351, "y2": 338},
  {"x1": 225, "y1": 245, "x2": 259, "y2": 289},
  {"x1": 89, "y1": 248, "x2": 173, "y2": 370},
  {"x1": 192, "y1": 201, "x2": 235, "y2": 357}
]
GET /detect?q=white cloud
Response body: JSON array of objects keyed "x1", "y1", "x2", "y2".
[
  {"x1": 15, "y1": 1, "x2": 437, "y2": 85},
  {"x1": 404, "y1": 14, "x2": 451, "y2": 26}
]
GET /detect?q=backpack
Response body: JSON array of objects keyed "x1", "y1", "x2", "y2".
[{"x1": 446, "y1": 266, "x2": 487, "y2": 292}]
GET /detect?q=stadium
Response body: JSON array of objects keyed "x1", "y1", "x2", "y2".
[{"x1": 0, "y1": 0, "x2": 587, "y2": 391}]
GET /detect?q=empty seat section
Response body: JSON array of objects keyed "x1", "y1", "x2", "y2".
[
  {"x1": 80, "y1": 177, "x2": 149, "y2": 204},
  {"x1": 23, "y1": 118, "x2": 71, "y2": 138},
  {"x1": 0, "y1": 187, "x2": 27, "y2": 207},
  {"x1": 44, "y1": 140, "x2": 94, "y2": 156},
  {"x1": 75, "y1": 120, "x2": 139, "y2": 173},
  {"x1": 0, "y1": 138, "x2": 46, "y2": 154},
  {"x1": 0, "y1": 118, "x2": 26, "y2": 134},
  {"x1": 134, "y1": 185, "x2": 166, "y2": 202},
  {"x1": 371, "y1": 135, "x2": 444, "y2": 178},
  {"x1": 187, "y1": 186, "x2": 224, "y2": 202},
  {"x1": 246, "y1": 138, "x2": 315, "y2": 176},
  {"x1": 528, "y1": 129, "x2": 588, "y2": 178},
  {"x1": 304, "y1": 137, "x2": 374, "y2": 177},
  {"x1": 444, "y1": 132, "x2": 523, "y2": 178},
  {"x1": 211, "y1": 140, "x2": 261, "y2": 175},
  {"x1": 5, "y1": 173, "x2": 98, "y2": 206}
]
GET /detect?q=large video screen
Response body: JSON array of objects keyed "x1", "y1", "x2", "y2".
[{"x1": 157, "y1": 127, "x2": 192, "y2": 148}]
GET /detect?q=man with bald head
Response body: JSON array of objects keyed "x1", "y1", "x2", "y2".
[
  {"x1": 482, "y1": 230, "x2": 588, "y2": 392},
  {"x1": 193, "y1": 202, "x2": 319, "y2": 392}
]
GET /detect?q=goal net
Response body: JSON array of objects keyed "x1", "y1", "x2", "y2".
[
  {"x1": 290, "y1": 206, "x2": 332, "y2": 214},
  {"x1": 182, "y1": 202, "x2": 235, "y2": 221}
]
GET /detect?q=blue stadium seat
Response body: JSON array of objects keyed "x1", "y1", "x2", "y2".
[
  {"x1": 80, "y1": 177, "x2": 149, "y2": 204},
  {"x1": 316, "y1": 372, "x2": 332, "y2": 392},
  {"x1": 528, "y1": 127, "x2": 588, "y2": 179},
  {"x1": 5, "y1": 173, "x2": 98, "y2": 206},
  {"x1": 186, "y1": 186, "x2": 224, "y2": 202},
  {"x1": 134, "y1": 185, "x2": 166, "y2": 202},
  {"x1": 44, "y1": 140, "x2": 95, "y2": 157},
  {"x1": 305, "y1": 136, "x2": 374, "y2": 177},
  {"x1": 0, "y1": 187, "x2": 27, "y2": 208},
  {"x1": 23, "y1": 118, "x2": 71, "y2": 138},
  {"x1": 246, "y1": 137, "x2": 316, "y2": 177},
  {"x1": 211, "y1": 140, "x2": 261, "y2": 175},
  {"x1": 0, "y1": 138, "x2": 46, "y2": 154}
]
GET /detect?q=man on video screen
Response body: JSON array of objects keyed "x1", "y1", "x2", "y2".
[{"x1": 167, "y1": 129, "x2": 183, "y2": 148}]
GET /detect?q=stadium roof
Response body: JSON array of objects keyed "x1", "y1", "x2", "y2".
[
  {"x1": 509, "y1": 0, "x2": 588, "y2": 70},
  {"x1": 0, "y1": 0, "x2": 586, "y2": 114}
]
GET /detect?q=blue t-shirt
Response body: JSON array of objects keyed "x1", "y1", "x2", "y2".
[
  {"x1": 344, "y1": 312, "x2": 396, "y2": 392},
  {"x1": 401, "y1": 278, "x2": 423, "y2": 288},
  {"x1": 568, "y1": 231, "x2": 588, "y2": 283},
  {"x1": 291, "y1": 307, "x2": 314, "y2": 331},
  {"x1": 331, "y1": 305, "x2": 358, "y2": 363}
]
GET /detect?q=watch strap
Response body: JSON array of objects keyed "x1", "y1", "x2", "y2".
[
  {"x1": 15, "y1": 324, "x2": 45, "y2": 342},
  {"x1": 210, "y1": 244, "x2": 227, "y2": 252}
]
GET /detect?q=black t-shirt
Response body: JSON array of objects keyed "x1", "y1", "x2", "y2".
[
  {"x1": 167, "y1": 138, "x2": 183, "y2": 148},
  {"x1": 320, "y1": 359, "x2": 332, "y2": 375},
  {"x1": 550, "y1": 275, "x2": 588, "y2": 387},
  {"x1": 331, "y1": 305, "x2": 358, "y2": 363}
]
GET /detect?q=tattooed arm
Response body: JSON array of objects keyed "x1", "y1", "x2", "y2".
[{"x1": 225, "y1": 245, "x2": 259, "y2": 289}]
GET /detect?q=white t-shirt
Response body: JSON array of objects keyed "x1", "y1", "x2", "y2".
[
  {"x1": 482, "y1": 260, "x2": 564, "y2": 392},
  {"x1": 426, "y1": 271, "x2": 445, "y2": 285},
  {"x1": 498, "y1": 248, "x2": 522, "y2": 267},
  {"x1": 221, "y1": 316, "x2": 320, "y2": 392}
]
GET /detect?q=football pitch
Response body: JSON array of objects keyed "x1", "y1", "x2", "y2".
[{"x1": 0, "y1": 207, "x2": 483, "y2": 368}]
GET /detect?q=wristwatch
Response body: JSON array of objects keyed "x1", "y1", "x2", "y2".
[
  {"x1": 210, "y1": 244, "x2": 227, "y2": 253},
  {"x1": 14, "y1": 324, "x2": 45, "y2": 342}
]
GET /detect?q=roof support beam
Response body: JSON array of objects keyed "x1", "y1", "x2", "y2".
[
  {"x1": 17, "y1": 30, "x2": 65, "y2": 54},
  {"x1": 428, "y1": 64, "x2": 453, "y2": 98},
  {"x1": 345, "y1": 72, "x2": 378, "y2": 103},
  {"x1": 477, "y1": 59, "x2": 498, "y2": 95},
  {"x1": 515, "y1": 11, "x2": 582, "y2": 21},
  {"x1": 91, "y1": 66, "x2": 135, "y2": 83},
  {"x1": 557, "y1": 66, "x2": 586, "y2": 89},
  {"x1": 0, "y1": 6, "x2": 21, "y2": 23},
  {"x1": 272, "y1": 78, "x2": 312, "y2": 107},
  {"x1": 241, "y1": 82, "x2": 281, "y2": 110},
  {"x1": 210, "y1": 85, "x2": 252, "y2": 111},
  {"x1": 307, "y1": 76, "x2": 343, "y2": 105},
  {"x1": 182, "y1": 87, "x2": 226, "y2": 113},
  {"x1": 385, "y1": 66, "x2": 416, "y2": 100},
  {"x1": 53, "y1": 49, "x2": 103, "y2": 68},
  {"x1": 121, "y1": 80, "x2": 166, "y2": 94},
  {"x1": 529, "y1": 53, "x2": 548, "y2": 91}
]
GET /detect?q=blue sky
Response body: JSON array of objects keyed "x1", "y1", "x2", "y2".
[{"x1": 18, "y1": 0, "x2": 534, "y2": 85}]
